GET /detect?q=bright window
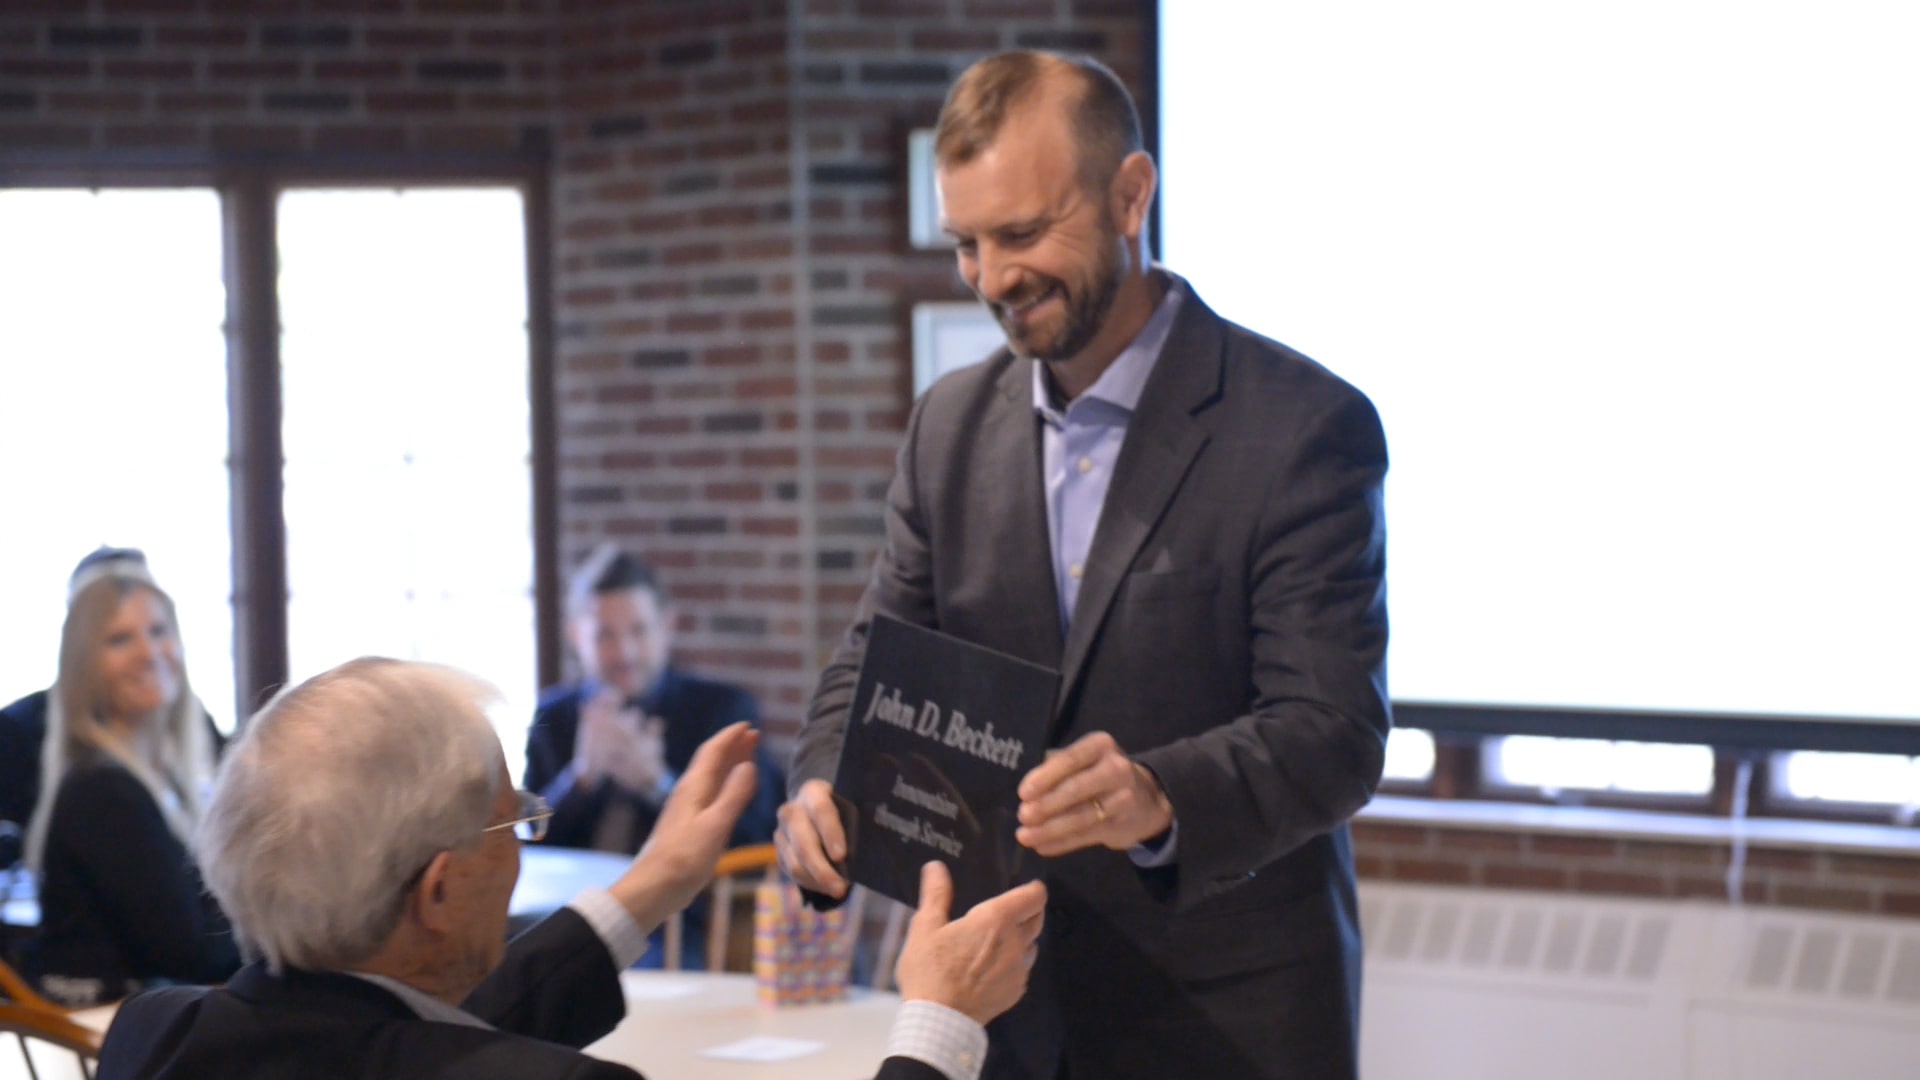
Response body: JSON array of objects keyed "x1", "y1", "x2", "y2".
[
  {"x1": 277, "y1": 187, "x2": 535, "y2": 767},
  {"x1": 0, "y1": 188, "x2": 237, "y2": 727},
  {"x1": 1381, "y1": 728, "x2": 1436, "y2": 784},
  {"x1": 1772, "y1": 751, "x2": 1920, "y2": 818},
  {"x1": 1485, "y1": 736, "x2": 1713, "y2": 799}
]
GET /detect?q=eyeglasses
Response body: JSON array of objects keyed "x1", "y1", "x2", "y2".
[{"x1": 482, "y1": 788, "x2": 553, "y2": 843}]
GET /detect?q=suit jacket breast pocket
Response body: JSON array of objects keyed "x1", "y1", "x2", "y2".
[{"x1": 1121, "y1": 564, "x2": 1222, "y2": 604}]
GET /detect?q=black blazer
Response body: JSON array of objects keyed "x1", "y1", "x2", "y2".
[
  {"x1": 793, "y1": 285, "x2": 1390, "y2": 1080},
  {"x1": 524, "y1": 669, "x2": 782, "y2": 852},
  {"x1": 98, "y1": 907, "x2": 950, "y2": 1080}
]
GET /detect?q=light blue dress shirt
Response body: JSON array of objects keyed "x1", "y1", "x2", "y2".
[
  {"x1": 1030, "y1": 271, "x2": 1187, "y2": 865},
  {"x1": 1031, "y1": 273, "x2": 1187, "y2": 631}
]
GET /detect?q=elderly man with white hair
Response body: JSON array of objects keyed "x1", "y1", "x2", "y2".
[{"x1": 96, "y1": 657, "x2": 1046, "y2": 1080}]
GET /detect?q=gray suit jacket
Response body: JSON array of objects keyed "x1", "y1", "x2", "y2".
[{"x1": 793, "y1": 284, "x2": 1390, "y2": 1079}]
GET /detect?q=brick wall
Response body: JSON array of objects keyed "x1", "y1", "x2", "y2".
[{"x1": 4, "y1": 0, "x2": 1913, "y2": 919}]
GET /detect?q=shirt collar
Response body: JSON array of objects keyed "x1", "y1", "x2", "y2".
[
  {"x1": 347, "y1": 972, "x2": 491, "y2": 1029},
  {"x1": 1031, "y1": 269, "x2": 1187, "y2": 419}
]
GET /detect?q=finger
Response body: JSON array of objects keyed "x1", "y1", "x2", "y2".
[
  {"x1": 800, "y1": 780, "x2": 848, "y2": 863},
  {"x1": 674, "y1": 724, "x2": 755, "y2": 800},
  {"x1": 1016, "y1": 732, "x2": 1117, "y2": 802},
  {"x1": 910, "y1": 860, "x2": 953, "y2": 933},
  {"x1": 777, "y1": 785, "x2": 849, "y2": 895}
]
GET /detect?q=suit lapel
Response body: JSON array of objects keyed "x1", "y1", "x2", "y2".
[
  {"x1": 981, "y1": 354, "x2": 1067, "y2": 671},
  {"x1": 1055, "y1": 296, "x2": 1225, "y2": 712}
]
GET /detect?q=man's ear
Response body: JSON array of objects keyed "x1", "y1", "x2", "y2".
[
  {"x1": 409, "y1": 850, "x2": 460, "y2": 935},
  {"x1": 1110, "y1": 151, "x2": 1158, "y2": 241}
]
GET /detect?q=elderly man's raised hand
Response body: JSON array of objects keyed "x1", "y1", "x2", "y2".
[
  {"x1": 895, "y1": 862, "x2": 1047, "y2": 1026},
  {"x1": 608, "y1": 721, "x2": 759, "y2": 932}
]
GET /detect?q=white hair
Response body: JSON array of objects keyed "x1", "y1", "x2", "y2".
[{"x1": 195, "y1": 657, "x2": 505, "y2": 974}]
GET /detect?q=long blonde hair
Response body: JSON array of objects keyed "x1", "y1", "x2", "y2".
[{"x1": 24, "y1": 566, "x2": 216, "y2": 872}]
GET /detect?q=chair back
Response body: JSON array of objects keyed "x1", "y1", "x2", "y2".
[
  {"x1": 0, "y1": 1000, "x2": 100, "y2": 1080},
  {"x1": 663, "y1": 842, "x2": 778, "y2": 972}
]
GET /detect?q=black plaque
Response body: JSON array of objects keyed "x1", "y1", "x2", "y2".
[{"x1": 831, "y1": 614, "x2": 1057, "y2": 917}]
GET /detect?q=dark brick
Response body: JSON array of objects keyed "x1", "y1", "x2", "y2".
[
  {"x1": 417, "y1": 60, "x2": 507, "y2": 81},
  {"x1": 591, "y1": 249, "x2": 653, "y2": 269},
  {"x1": 0, "y1": 91, "x2": 34, "y2": 111},
  {"x1": 711, "y1": 614, "x2": 768, "y2": 636},
  {"x1": 814, "y1": 305, "x2": 893, "y2": 327},
  {"x1": 631, "y1": 348, "x2": 691, "y2": 369},
  {"x1": 567, "y1": 485, "x2": 624, "y2": 504},
  {"x1": 858, "y1": 61, "x2": 950, "y2": 86},
  {"x1": 817, "y1": 550, "x2": 857, "y2": 572},
  {"x1": 264, "y1": 91, "x2": 352, "y2": 112},
  {"x1": 1013, "y1": 29, "x2": 1107, "y2": 51},
  {"x1": 702, "y1": 412, "x2": 765, "y2": 434},
  {"x1": 667, "y1": 516, "x2": 728, "y2": 536},
  {"x1": 662, "y1": 171, "x2": 720, "y2": 195},
  {"x1": 810, "y1": 162, "x2": 890, "y2": 186},
  {"x1": 774, "y1": 481, "x2": 799, "y2": 501},
  {"x1": 48, "y1": 25, "x2": 142, "y2": 49},
  {"x1": 802, "y1": 63, "x2": 843, "y2": 85},
  {"x1": 588, "y1": 113, "x2": 649, "y2": 139},
  {"x1": 262, "y1": 23, "x2": 351, "y2": 49},
  {"x1": 698, "y1": 275, "x2": 759, "y2": 297},
  {"x1": 658, "y1": 39, "x2": 718, "y2": 68},
  {"x1": 811, "y1": 269, "x2": 849, "y2": 290}
]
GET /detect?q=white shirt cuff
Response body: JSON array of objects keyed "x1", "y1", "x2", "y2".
[
  {"x1": 569, "y1": 886, "x2": 650, "y2": 970},
  {"x1": 885, "y1": 1000, "x2": 988, "y2": 1080}
]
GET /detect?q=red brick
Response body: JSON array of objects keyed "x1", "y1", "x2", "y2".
[
  {"x1": 315, "y1": 60, "x2": 406, "y2": 81},
  {"x1": 742, "y1": 448, "x2": 798, "y2": 468},
  {"x1": 1744, "y1": 847, "x2": 1818, "y2": 873},
  {"x1": 209, "y1": 125, "x2": 304, "y2": 152},
  {"x1": 1772, "y1": 883, "x2": 1875, "y2": 914},
  {"x1": 705, "y1": 482, "x2": 764, "y2": 501},
  {"x1": 159, "y1": 91, "x2": 248, "y2": 112},
  {"x1": 1351, "y1": 822, "x2": 1431, "y2": 849},
  {"x1": 103, "y1": 60, "x2": 196, "y2": 81},
  {"x1": 0, "y1": 124, "x2": 92, "y2": 148},
  {"x1": 1388, "y1": 858, "x2": 1474, "y2": 886},
  {"x1": 1528, "y1": 835, "x2": 1622, "y2": 859},
  {"x1": 1, "y1": 60, "x2": 91, "y2": 79},
  {"x1": 1483, "y1": 863, "x2": 1570, "y2": 891},
  {"x1": 104, "y1": 124, "x2": 198, "y2": 147},
  {"x1": 1621, "y1": 841, "x2": 1723, "y2": 866},
  {"x1": 365, "y1": 28, "x2": 457, "y2": 49},
  {"x1": 367, "y1": 91, "x2": 460, "y2": 114},
  {"x1": 1572, "y1": 869, "x2": 1668, "y2": 898}
]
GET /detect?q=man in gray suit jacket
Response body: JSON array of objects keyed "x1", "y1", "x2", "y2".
[{"x1": 777, "y1": 51, "x2": 1390, "y2": 1079}]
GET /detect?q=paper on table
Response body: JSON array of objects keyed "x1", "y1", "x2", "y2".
[
  {"x1": 622, "y1": 978, "x2": 705, "y2": 1001},
  {"x1": 699, "y1": 1035, "x2": 827, "y2": 1063}
]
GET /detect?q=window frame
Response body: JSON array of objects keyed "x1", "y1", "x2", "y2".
[{"x1": 0, "y1": 149, "x2": 559, "y2": 720}]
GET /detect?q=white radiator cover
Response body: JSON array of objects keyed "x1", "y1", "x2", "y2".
[{"x1": 1358, "y1": 882, "x2": 1920, "y2": 1080}]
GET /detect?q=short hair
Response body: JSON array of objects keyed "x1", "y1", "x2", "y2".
[
  {"x1": 565, "y1": 542, "x2": 663, "y2": 618},
  {"x1": 933, "y1": 50, "x2": 1144, "y2": 192},
  {"x1": 196, "y1": 658, "x2": 505, "y2": 974},
  {"x1": 26, "y1": 565, "x2": 213, "y2": 872}
]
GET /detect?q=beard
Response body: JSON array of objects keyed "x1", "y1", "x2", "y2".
[{"x1": 988, "y1": 220, "x2": 1124, "y2": 363}]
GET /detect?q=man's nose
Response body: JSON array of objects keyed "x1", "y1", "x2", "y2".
[{"x1": 970, "y1": 243, "x2": 1019, "y2": 304}]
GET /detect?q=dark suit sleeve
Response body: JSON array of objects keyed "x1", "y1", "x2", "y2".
[
  {"x1": 1132, "y1": 387, "x2": 1390, "y2": 903},
  {"x1": 463, "y1": 906, "x2": 626, "y2": 1050},
  {"x1": 526, "y1": 694, "x2": 618, "y2": 850},
  {"x1": 874, "y1": 1057, "x2": 952, "y2": 1080},
  {"x1": 45, "y1": 767, "x2": 240, "y2": 982}
]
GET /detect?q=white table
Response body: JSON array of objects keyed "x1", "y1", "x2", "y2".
[{"x1": 588, "y1": 971, "x2": 901, "y2": 1079}]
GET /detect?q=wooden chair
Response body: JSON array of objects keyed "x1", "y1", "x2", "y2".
[
  {"x1": 0, "y1": 1001, "x2": 100, "y2": 1080},
  {"x1": 0, "y1": 956, "x2": 100, "y2": 1080},
  {"x1": 663, "y1": 842, "x2": 778, "y2": 972}
]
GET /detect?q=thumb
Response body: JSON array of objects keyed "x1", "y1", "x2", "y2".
[{"x1": 912, "y1": 860, "x2": 953, "y2": 932}]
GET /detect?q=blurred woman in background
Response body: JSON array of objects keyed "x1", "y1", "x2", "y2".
[{"x1": 23, "y1": 558, "x2": 238, "y2": 1005}]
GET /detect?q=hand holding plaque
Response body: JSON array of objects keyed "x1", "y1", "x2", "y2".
[{"x1": 824, "y1": 615, "x2": 1059, "y2": 917}]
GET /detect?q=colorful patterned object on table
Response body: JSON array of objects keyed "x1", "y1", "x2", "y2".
[{"x1": 752, "y1": 878, "x2": 852, "y2": 1005}]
